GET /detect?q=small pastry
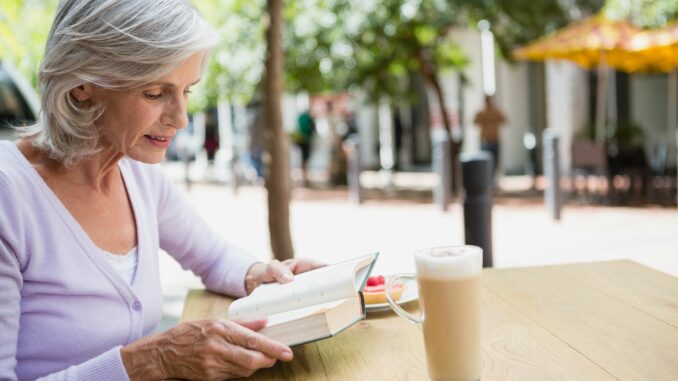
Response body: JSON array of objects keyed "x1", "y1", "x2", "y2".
[{"x1": 363, "y1": 275, "x2": 405, "y2": 304}]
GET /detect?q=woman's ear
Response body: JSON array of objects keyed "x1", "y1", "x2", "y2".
[{"x1": 69, "y1": 84, "x2": 96, "y2": 102}]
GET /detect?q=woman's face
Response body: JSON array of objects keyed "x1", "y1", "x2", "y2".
[{"x1": 86, "y1": 52, "x2": 204, "y2": 164}]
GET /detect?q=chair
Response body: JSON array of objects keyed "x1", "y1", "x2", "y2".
[
  {"x1": 607, "y1": 144, "x2": 648, "y2": 205},
  {"x1": 570, "y1": 141, "x2": 608, "y2": 203},
  {"x1": 647, "y1": 143, "x2": 675, "y2": 205}
]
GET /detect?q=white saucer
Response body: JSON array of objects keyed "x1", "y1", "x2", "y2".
[{"x1": 365, "y1": 279, "x2": 418, "y2": 313}]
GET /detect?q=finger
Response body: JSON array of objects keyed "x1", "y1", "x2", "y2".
[
  {"x1": 267, "y1": 260, "x2": 294, "y2": 283},
  {"x1": 223, "y1": 322, "x2": 293, "y2": 362},
  {"x1": 231, "y1": 317, "x2": 268, "y2": 332},
  {"x1": 219, "y1": 342, "x2": 278, "y2": 375},
  {"x1": 209, "y1": 338, "x2": 276, "y2": 380},
  {"x1": 285, "y1": 258, "x2": 326, "y2": 275}
]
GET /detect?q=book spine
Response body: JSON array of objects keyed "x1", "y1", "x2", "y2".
[{"x1": 358, "y1": 291, "x2": 366, "y2": 319}]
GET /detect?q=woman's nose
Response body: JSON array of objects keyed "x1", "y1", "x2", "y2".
[{"x1": 161, "y1": 95, "x2": 189, "y2": 129}]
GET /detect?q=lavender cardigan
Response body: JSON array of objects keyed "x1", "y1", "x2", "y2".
[{"x1": 0, "y1": 141, "x2": 258, "y2": 381}]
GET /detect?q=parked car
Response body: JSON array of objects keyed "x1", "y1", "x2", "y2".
[{"x1": 0, "y1": 61, "x2": 40, "y2": 141}]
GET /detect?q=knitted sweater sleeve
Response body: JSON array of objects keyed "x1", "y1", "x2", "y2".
[
  {"x1": 32, "y1": 348, "x2": 130, "y2": 381},
  {"x1": 153, "y1": 168, "x2": 258, "y2": 297}
]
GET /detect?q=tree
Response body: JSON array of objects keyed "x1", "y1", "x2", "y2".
[
  {"x1": 283, "y1": 0, "x2": 470, "y2": 192},
  {"x1": 263, "y1": 0, "x2": 294, "y2": 261},
  {"x1": 195, "y1": 0, "x2": 297, "y2": 261}
]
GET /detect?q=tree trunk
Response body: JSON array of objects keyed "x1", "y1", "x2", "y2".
[
  {"x1": 263, "y1": 0, "x2": 294, "y2": 261},
  {"x1": 417, "y1": 49, "x2": 463, "y2": 197}
]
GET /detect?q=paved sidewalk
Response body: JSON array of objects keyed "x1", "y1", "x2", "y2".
[{"x1": 156, "y1": 169, "x2": 678, "y2": 331}]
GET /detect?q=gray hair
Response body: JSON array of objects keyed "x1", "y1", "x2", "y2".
[{"x1": 18, "y1": 0, "x2": 218, "y2": 166}]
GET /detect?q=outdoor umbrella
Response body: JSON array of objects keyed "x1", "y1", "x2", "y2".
[
  {"x1": 619, "y1": 23, "x2": 678, "y2": 132},
  {"x1": 619, "y1": 23, "x2": 678, "y2": 73},
  {"x1": 621, "y1": 24, "x2": 678, "y2": 204},
  {"x1": 513, "y1": 13, "x2": 642, "y2": 143}
]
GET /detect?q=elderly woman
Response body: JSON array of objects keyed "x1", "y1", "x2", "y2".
[{"x1": 0, "y1": 0, "x2": 322, "y2": 380}]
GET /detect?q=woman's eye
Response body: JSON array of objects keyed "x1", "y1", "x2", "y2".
[{"x1": 143, "y1": 92, "x2": 163, "y2": 100}]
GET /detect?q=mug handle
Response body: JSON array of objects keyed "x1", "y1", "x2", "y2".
[{"x1": 386, "y1": 274, "x2": 422, "y2": 325}]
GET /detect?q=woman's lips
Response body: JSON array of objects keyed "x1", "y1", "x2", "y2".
[{"x1": 144, "y1": 135, "x2": 172, "y2": 148}]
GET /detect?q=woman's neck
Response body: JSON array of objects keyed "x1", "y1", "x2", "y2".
[{"x1": 16, "y1": 138, "x2": 125, "y2": 193}]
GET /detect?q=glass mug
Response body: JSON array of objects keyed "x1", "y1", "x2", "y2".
[{"x1": 387, "y1": 245, "x2": 483, "y2": 381}]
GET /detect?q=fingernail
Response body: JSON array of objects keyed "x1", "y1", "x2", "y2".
[
  {"x1": 282, "y1": 349, "x2": 293, "y2": 361},
  {"x1": 282, "y1": 273, "x2": 294, "y2": 282}
]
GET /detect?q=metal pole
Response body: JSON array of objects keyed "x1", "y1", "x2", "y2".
[
  {"x1": 378, "y1": 98, "x2": 395, "y2": 191},
  {"x1": 595, "y1": 60, "x2": 609, "y2": 143},
  {"x1": 543, "y1": 128, "x2": 562, "y2": 220},
  {"x1": 433, "y1": 135, "x2": 451, "y2": 211},
  {"x1": 345, "y1": 136, "x2": 363, "y2": 204},
  {"x1": 524, "y1": 131, "x2": 538, "y2": 191},
  {"x1": 461, "y1": 152, "x2": 494, "y2": 267}
]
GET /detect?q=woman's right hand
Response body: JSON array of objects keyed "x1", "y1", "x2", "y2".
[{"x1": 120, "y1": 318, "x2": 293, "y2": 381}]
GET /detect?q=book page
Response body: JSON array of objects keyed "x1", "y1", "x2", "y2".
[
  {"x1": 229, "y1": 253, "x2": 376, "y2": 318},
  {"x1": 265, "y1": 299, "x2": 345, "y2": 327}
]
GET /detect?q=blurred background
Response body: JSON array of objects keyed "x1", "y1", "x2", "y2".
[{"x1": 2, "y1": 0, "x2": 677, "y2": 330}]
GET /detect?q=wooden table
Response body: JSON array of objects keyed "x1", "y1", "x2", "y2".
[{"x1": 180, "y1": 260, "x2": 678, "y2": 380}]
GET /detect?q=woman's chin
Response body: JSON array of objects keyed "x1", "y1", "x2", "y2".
[{"x1": 127, "y1": 151, "x2": 166, "y2": 164}]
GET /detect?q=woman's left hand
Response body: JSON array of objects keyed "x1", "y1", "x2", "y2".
[{"x1": 245, "y1": 258, "x2": 326, "y2": 294}]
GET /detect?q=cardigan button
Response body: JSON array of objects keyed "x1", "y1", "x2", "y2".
[{"x1": 132, "y1": 301, "x2": 142, "y2": 312}]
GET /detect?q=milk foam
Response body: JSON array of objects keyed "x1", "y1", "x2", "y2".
[{"x1": 414, "y1": 246, "x2": 482, "y2": 280}]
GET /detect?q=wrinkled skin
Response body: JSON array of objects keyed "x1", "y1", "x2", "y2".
[
  {"x1": 121, "y1": 258, "x2": 325, "y2": 380},
  {"x1": 121, "y1": 318, "x2": 286, "y2": 380}
]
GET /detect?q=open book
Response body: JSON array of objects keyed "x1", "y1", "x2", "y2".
[{"x1": 228, "y1": 253, "x2": 379, "y2": 346}]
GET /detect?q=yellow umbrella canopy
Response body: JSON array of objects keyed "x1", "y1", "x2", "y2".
[
  {"x1": 615, "y1": 23, "x2": 678, "y2": 73},
  {"x1": 513, "y1": 13, "x2": 641, "y2": 69}
]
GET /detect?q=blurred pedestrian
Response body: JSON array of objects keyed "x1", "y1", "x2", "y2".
[
  {"x1": 203, "y1": 110, "x2": 219, "y2": 163},
  {"x1": 291, "y1": 108, "x2": 316, "y2": 186},
  {"x1": 326, "y1": 101, "x2": 348, "y2": 186},
  {"x1": 246, "y1": 100, "x2": 265, "y2": 180},
  {"x1": 343, "y1": 109, "x2": 358, "y2": 140},
  {"x1": 473, "y1": 95, "x2": 506, "y2": 175}
]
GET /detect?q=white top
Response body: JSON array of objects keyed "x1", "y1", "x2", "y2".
[{"x1": 101, "y1": 247, "x2": 139, "y2": 285}]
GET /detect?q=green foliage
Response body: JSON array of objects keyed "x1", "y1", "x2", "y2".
[
  {"x1": 0, "y1": 0, "x2": 58, "y2": 90},
  {"x1": 605, "y1": 0, "x2": 678, "y2": 28},
  {"x1": 609, "y1": 119, "x2": 645, "y2": 146},
  {"x1": 576, "y1": 119, "x2": 645, "y2": 146},
  {"x1": 282, "y1": 0, "x2": 606, "y2": 102},
  {"x1": 283, "y1": 0, "x2": 470, "y2": 102},
  {"x1": 192, "y1": 0, "x2": 266, "y2": 111}
]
